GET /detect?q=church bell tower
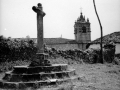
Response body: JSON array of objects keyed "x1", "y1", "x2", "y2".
[
  {"x1": 74, "y1": 12, "x2": 91, "y2": 43},
  {"x1": 74, "y1": 12, "x2": 91, "y2": 50}
]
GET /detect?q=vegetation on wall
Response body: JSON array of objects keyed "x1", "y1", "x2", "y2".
[
  {"x1": 0, "y1": 35, "x2": 37, "y2": 63},
  {"x1": 0, "y1": 35, "x2": 119, "y2": 72}
]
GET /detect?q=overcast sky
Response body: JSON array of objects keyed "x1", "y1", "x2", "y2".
[{"x1": 0, "y1": 0, "x2": 120, "y2": 40}]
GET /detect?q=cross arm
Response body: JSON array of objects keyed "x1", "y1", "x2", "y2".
[{"x1": 32, "y1": 6, "x2": 46, "y2": 17}]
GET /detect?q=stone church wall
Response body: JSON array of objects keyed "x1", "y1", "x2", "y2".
[
  {"x1": 46, "y1": 44, "x2": 80, "y2": 50},
  {"x1": 46, "y1": 43, "x2": 87, "y2": 51}
]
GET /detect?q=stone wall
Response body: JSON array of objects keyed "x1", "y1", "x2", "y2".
[{"x1": 46, "y1": 44, "x2": 79, "y2": 50}]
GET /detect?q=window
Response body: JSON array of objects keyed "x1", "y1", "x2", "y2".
[
  {"x1": 74, "y1": 28, "x2": 77, "y2": 34},
  {"x1": 82, "y1": 26, "x2": 86, "y2": 33}
]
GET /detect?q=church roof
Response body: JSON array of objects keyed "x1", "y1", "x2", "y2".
[
  {"x1": 12, "y1": 37, "x2": 87, "y2": 44},
  {"x1": 91, "y1": 31, "x2": 120, "y2": 44},
  {"x1": 44, "y1": 38, "x2": 73, "y2": 44},
  {"x1": 30, "y1": 38, "x2": 73, "y2": 44},
  {"x1": 44, "y1": 38, "x2": 87, "y2": 44}
]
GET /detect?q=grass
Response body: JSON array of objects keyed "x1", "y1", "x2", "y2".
[
  {"x1": 71, "y1": 63, "x2": 120, "y2": 90},
  {"x1": 0, "y1": 60, "x2": 30, "y2": 72}
]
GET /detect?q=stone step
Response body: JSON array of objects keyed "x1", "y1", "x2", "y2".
[
  {"x1": 0, "y1": 76, "x2": 78, "y2": 89},
  {"x1": 3, "y1": 69, "x2": 76, "y2": 82},
  {"x1": 13, "y1": 64, "x2": 68, "y2": 74}
]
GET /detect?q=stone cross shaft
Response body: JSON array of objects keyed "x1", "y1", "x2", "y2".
[{"x1": 32, "y1": 3, "x2": 45, "y2": 53}]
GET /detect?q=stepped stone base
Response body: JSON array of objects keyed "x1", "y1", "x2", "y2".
[
  {"x1": 0, "y1": 76, "x2": 77, "y2": 89},
  {"x1": 0, "y1": 64, "x2": 78, "y2": 89}
]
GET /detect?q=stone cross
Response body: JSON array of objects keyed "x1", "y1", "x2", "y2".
[{"x1": 32, "y1": 3, "x2": 45, "y2": 53}]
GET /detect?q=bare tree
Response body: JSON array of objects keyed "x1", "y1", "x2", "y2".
[{"x1": 93, "y1": 0, "x2": 103, "y2": 63}]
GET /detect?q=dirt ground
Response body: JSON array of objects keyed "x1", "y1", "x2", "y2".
[{"x1": 69, "y1": 63, "x2": 120, "y2": 90}]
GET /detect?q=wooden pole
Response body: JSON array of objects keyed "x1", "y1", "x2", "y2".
[{"x1": 93, "y1": 0, "x2": 103, "y2": 63}]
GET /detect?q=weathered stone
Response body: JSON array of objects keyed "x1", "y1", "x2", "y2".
[
  {"x1": 12, "y1": 64, "x2": 68, "y2": 74},
  {"x1": 32, "y1": 3, "x2": 45, "y2": 53},
  {"x1": 3, "y1": 65, "x2": 75, "y2": 82},
  {"x1": 0, "y1": 75, "x2": 78, "y2": 89}
]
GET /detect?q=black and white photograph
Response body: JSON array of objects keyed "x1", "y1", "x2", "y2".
[{"x1": 0, "y1": 0, "x2": 120, "y2": 90}]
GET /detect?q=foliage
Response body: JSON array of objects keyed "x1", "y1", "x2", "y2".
[
  {"x1": 0, "y1": 60, "x2": 30, "y2": 72},
  {"x1": 103, "y1": 41, "x2": 116, "y2": 63},
  {"x1": 85, "y1": 41, "x2": 116, "y2": 63},
  {"x1": 84, "y1": 48, "x2": 101, "y2": 63},
  {"x1": 0, "y1": 35, "x2": 37, "y2": 63}
]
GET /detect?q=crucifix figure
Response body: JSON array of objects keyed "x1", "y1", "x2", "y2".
[{"x1": 32, "y1": 3, "x2": 45, "y2": 53}]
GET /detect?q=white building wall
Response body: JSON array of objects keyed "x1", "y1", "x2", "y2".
[
  {"x1": 89, "y1": 43, "x2": 120, "y2": 54},
  {"x1": 116, "y1": 44, "x2": 120, "y2": 54}
]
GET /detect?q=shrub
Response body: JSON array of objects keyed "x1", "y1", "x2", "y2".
[
  {"x1": 0, "y1": 36, "x2": 37, "y2": 63},
  {"x1": 85, "y1": 41, "x2": 116, "y2": 64}
]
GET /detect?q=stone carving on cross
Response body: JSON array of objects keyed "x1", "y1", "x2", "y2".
[{"x1": 32, "y1": 3, "x2": 45, "y2": 17}]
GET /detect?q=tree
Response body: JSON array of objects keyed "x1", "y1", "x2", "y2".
[{"x1": 93, "y1": 0, "x2": 103, "y2": 63}]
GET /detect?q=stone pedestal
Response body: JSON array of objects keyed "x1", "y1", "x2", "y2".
[
  {"x1": 0, "y1": 64, "x2": 78, "y2": 89},
  {"x1": 30, "y1": 53, "x2": 51, "y2": 66}
]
